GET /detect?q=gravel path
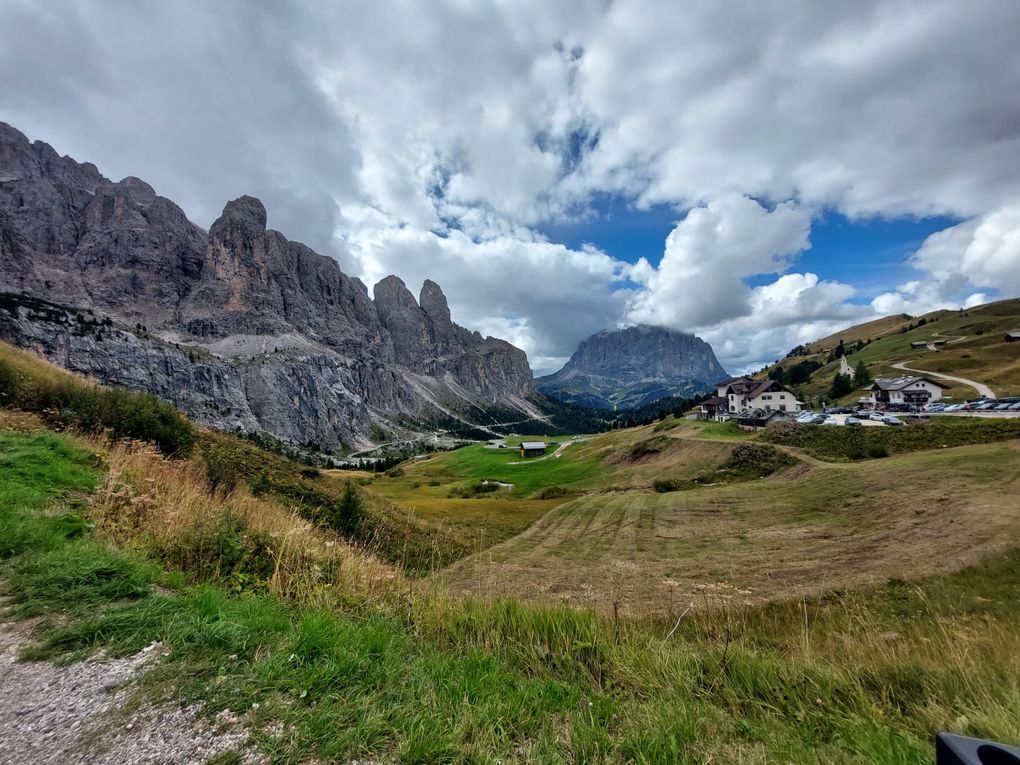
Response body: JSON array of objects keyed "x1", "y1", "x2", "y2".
[{"x1": 0, "y1": 593, "x2": 259, "y2": 764}]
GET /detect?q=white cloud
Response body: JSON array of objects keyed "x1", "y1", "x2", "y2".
[
  {"x1": 626, "y1": 196, "x2": 811, "y2": 329},
  {"x1": 3, "y1": 0, "x2": 1020, "y2": 373},
  {"x1": 872, "y1": 200, "x2": 1020, "y2": 315}
]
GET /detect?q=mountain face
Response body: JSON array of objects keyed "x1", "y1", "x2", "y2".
[
  {"x1": 0, "y1": 122, "x2": 540, "y2": 450},
  {"x1": 536, "y1": 325, "x2": 726, "y2": 409}
]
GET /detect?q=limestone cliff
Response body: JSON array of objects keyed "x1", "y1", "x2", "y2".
[
  {"x1": 0, "y1": 122, "x2": 538, "y2": 449},
  {"x1": 536, "y1": 325, "x2": 725, "y2": 409}
]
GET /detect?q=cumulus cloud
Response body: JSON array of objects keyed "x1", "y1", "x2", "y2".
[
  {"x1": 2, "y1": 0, "x2": 1020, "y2": 372},
  {"x1": 625, "y1": 196, "x2": 811, "y2": 329},
  {"x1": 871, "y1": 201, "x2": 1020, "y2": 315}
]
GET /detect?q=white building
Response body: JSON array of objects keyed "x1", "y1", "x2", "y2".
[
  {"x1": 743, "y1": 379, "x2": 802, "y2": 413},
  {"x1": 866, "y1": 376, "x2": 949, "y2": 406}
]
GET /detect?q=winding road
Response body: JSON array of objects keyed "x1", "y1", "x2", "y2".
[{"x1": 892, "y1": 361, "x2": 996, "y2": 399}]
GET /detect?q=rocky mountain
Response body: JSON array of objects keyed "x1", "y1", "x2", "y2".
[
  {"x1": 536, "y1": 325, "x2": 725, "y2": 409},
  {"x1": 0, "y1": 121, "x2": 545, "y2": 450}
]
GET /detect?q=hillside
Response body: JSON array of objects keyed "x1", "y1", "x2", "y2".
[
  {"x1": 765, "y1": 297, "x2": 1020, "y2": 403},
  {"x1": 3, "y1": 339, "x2": 1020, "y2": 761}
]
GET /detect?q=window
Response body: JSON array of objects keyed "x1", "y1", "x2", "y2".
[{"x1": 779, "y1": 404, "x2": 786, "y2": 411}]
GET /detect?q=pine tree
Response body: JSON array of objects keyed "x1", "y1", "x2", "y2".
[
  {"x1": 829, "y1": 372, "x2": 854, "y2": 398},
  {"x1": 854, "y1": 360, "x2": 873, "y2": 388},
  {"x1": 328, "y1": 480, "x2": 365, "y2": 538}
]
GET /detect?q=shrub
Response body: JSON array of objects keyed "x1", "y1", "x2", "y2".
[
  {"x1": 323, "y1": 481, "x2": 366, "y2": 538},
  {"x1": 628, "y1": 435, "x2": 672, "y2": 460},
  {"x1": 533, "y1": 485, "x2": 570, "y2": 499},
  {"x1": 0, "y1": 347, "x2": 194, "y2": 457}
]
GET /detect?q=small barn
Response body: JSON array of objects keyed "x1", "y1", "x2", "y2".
[
  {"x1": 1006, "y1": 331, "x2": 1020, "y2": 343},
  {"x1": 519, "y1": 441, "x2": 547, "y2": 458}
]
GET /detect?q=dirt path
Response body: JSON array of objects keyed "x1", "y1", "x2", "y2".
[
  {"x1": 892, "y1": 361, "x2": 996, "y2": 399},
  {"x1": 0, "y1": 592, "x2": 258, "y2": 764}
]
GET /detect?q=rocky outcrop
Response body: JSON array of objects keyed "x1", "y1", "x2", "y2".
[
  {"x1": 536, "y1": 325, "x2": 725, "y2": 409},
  {"x1": 0, "y1": 121, "x2": 539, "y2": 449}
]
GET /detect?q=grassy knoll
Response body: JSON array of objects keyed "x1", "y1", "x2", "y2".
[
  {"x1": 4, "y1": 425, "x2": 1020, "y2": 762},
  {"x1": 443, "y1": 439, "x2": 1020, "y2": 614}
]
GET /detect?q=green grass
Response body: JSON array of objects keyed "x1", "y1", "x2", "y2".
[
  {"x1": 442, "y1": 441, "x2": 603, "y2": 496},
  {"x1": 5, "y1": 426, "x2": 1020, "y2": 763},
  {"x1": 0, "y1": 341, "x2": 195, "y2": 456}
]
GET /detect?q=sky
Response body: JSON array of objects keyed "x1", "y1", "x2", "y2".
[{"x1": 1, "y1": 0, "x2": 1019, "y2": 375}]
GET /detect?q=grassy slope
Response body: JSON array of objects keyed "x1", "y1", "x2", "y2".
[
  {"x1": 5, "y1": 425, "x2": 1020, "y2": 762},
  {"x1": 440, "y1": 428, "x2": 1020, "y2": 614},
  {"x1": 768, "y1": 297, "x2": 1020, "y2": 402}
]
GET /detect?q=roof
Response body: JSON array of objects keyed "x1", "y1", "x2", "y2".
[
  {"x1": 725, "y1": 379, "x2": 757, "y2": 395},
  {"x1": 701, "y1": 396, "x2": 729, "y2": 406},
  {"x1": 1007, "y1": 331, "x2": 1020, "y2": 338},
  {"x1": 869, "y1": 376, "x2": 951, "y2": 391},
  {"x1": 715, "y1": 375, "x2": 751, "y2": 387},
  {"x1": 746, "y1": 379, "x2": 786, "y2": 400},
  {"x1": 520, "y1": 441, "x2": 547, "y2": 450}
]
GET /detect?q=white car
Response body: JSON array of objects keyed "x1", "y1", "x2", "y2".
[{"x1": 822, "y1": 416, "x2": 838, "y2": 426}]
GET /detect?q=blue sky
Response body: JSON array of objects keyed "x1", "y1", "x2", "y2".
[{"x1": 539, "y1": 197, "x2": 964, "y2": 307}]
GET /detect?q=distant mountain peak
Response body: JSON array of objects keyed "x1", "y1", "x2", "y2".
[{"x1": 537, "y1": 325, "x2": 726, "y2": 409}]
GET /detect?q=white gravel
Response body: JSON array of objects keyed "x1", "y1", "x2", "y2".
[{"x1": 0, "y1": 595, "x2": 261, "y2": 764}]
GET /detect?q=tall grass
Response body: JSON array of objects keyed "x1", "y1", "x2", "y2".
[
  {"x1": 89, "y1": 439, "x2": 401, "y2": 601},
  {"x1": 0, "y1": 341, "x2": 194, "y2": 456}
]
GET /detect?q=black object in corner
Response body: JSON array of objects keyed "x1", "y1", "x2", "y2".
[{"x1": 936, "y1": 732, "x2": 1020, "y2": 765}]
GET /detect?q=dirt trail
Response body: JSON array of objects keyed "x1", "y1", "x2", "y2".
[
  {"x1": 892, "y1": 360, "x2": 996, "y2": 399},
  {"x1": 0, "y1": 592, "x2": 259, "y2": 764}
]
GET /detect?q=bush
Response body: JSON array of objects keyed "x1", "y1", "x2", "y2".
[
  {"x1": 533, "y1": 486, "x2": 570, "y2": 499},
  {"x1": 149, "y1": 513, "x2": 277, "y2": 592},
  {"x1": 322, "y1": 481, "x2": 365, "y2": 538},
  {"x1": 0, "y1": 349, "x2": 194, "y2": 457},
  {"x1": 628, "y1": 436, "x2": 672, "y2": 460},
  {"x1": 762, "y1": 417, "x2": 1020, "y2": 460}
]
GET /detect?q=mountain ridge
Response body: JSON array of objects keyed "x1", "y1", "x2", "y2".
[{"x1": 0, "y1": 121, "x2": 543, "y2": 449}]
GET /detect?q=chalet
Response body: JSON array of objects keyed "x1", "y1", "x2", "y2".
[
  {"x1": 698, "y1": 395, "x2": 730, "y2": 421},
  {"x1": 706, "y1": 376, "x2": 801, "y2": 419},
  {"x1": 1006, "y1": 331, "x2": 1020, "y2": 343},
  {"x1": 743, "y1": 379, "x2": 801, "y2": 413},
  {"x1": 714, "y1": 375, "x2": 753, "y2": 398},
  {"x1": 519, "y1": 441, "x2": 547, "y2": 458},
  {"x1": 866, "y1": 376, "x2": 949, "y2": 406}
]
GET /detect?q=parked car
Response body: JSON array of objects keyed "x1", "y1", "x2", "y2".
[
  {"x1": 994, "y1": 402, "x2": 1013, "y2": 410},
  {"x1": 869, "y1": 412, "x2": 886, "y2": 421},
  {"x1": 1009, "y1": 402, "x2": 1020, "y2": 411},
  {"x1": 822, "y1": 416, "x2": 838, "y2": 426},
  {"x1": 845, "y1": 416, "x2": 863, "y2": 426},
  {"x1": 882, "y1": 416, "x2": 904, "y2": 426}
]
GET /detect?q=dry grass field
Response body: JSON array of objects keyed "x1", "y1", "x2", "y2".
[{"x1": 439, "y1": 439, "x2": 1020, "y2": 616}]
